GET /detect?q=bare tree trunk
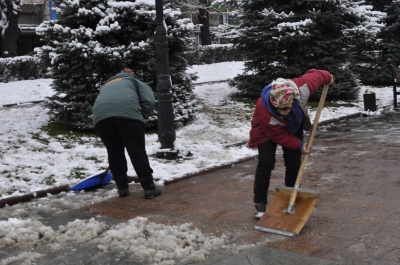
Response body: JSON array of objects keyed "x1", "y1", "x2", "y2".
[
  {"x1": 1, "y1": 0, "x2": 21, "y2": 57},
  {"x1": 198, "y1": 0, "x2": 211, "y2": 45}
]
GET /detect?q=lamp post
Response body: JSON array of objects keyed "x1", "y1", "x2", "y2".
[{"x1": 155, "y1": 0, "x2": 177, "y2": 157}]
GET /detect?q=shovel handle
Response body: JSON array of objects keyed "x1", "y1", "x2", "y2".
[
  {"x1": 305, "y1": 84, "x2": 330, "y2": 151},
  {"x1": 286, "y1": 84, "x2": 330, "y2": 209},
  {"x1": 99, "y1": 166, "x2": 110, "y2": 184}
]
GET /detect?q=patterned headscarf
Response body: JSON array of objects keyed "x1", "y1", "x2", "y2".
[{"x1": 269, "y1": 78, "x2": 300, "y2": 108}]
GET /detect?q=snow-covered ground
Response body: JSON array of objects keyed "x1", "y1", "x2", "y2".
[
  {"x1": 0, "y1": 61, "x2": 394, "y2": 264},
  {"x1": 0, "y1": 62, "x2": 393, "y2": 197}
]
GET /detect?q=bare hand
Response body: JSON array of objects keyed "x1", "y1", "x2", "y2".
[
  {"x1": 329, "y1": 75, "x2": 334, "y2": 85},
  {"x1": 302, "y1": 144, "x2": 311, "y2": 154}
]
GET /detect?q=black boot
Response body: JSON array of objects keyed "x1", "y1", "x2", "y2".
[
  {"x1": 139, "y1": 177, "x2": 161, "y2": 199},
  {"x1": 114, "y1": 174, "x2": 129, "y2": 197},
  {"x1": 144, "y1": 183, "x2": 162, "y2": 199},
  {"x1": 118, "y1": 188, "x2": 129, "y2": 198}
]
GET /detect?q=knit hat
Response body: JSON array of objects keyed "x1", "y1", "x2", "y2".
[{"x1": 269, "y1": 78, "x2": 300, "y2": 108}]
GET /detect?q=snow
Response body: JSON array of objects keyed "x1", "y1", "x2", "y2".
[{"x1": 0, "y1": 61, "x2": 395, "y2": 264}]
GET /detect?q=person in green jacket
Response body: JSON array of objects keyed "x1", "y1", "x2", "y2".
[{"x1": 93, "y1": 68, "x2": 161, "y2": 199}]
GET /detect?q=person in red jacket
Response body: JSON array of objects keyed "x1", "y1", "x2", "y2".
[{"x1": 249, "y1": 69, "x2": 334, "y2": 219}]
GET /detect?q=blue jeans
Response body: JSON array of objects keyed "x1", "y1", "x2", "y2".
[{"x1": 253, "y1": 128, "x2": 303, "y2": 204}]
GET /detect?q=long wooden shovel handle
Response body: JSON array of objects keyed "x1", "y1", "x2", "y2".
[
  {"x1": 286, "y1": 84, "x2": 330, "y2": 211},
  {"x1": 305, "y1": 84, "x2": 330, "y2": 153}
]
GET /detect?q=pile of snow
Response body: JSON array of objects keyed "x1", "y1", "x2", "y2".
[
  {"x1": 96, "y1": 217, "x2": 230, "y2": 264},
  {"x1": 0, "y1": 216, "x2": 246, "y2": 265}
]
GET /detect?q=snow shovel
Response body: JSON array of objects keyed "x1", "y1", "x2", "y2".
[
  {"x1": 254, "y1": 84, "x2": 330, "y2": 237},
  {"x1": 70, "y1": 167, "x2": 113, "y2": 191}
]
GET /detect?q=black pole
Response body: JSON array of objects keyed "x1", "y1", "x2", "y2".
[{"x1": 155, "y1": 0, "x2": 176, "y2": 150}]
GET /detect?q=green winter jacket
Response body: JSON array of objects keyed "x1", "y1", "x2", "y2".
[{"x1": 92, "y1": 72, "x2": 156, "y2": 126}]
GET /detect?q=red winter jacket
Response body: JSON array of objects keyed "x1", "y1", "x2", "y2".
[{"x1": 248, "y1": 69, "x2": 332, "y2": 150}]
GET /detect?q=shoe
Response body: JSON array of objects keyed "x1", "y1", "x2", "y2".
[
  {"x1": 144, "y1": 186, "x2": 162, "y2": 199},
  {"x1": 118, "y1": 188, "x2": 129, "y2": 197},
  {"x1": 254, "y1": 202, "x2": 266, "y2": 219}
]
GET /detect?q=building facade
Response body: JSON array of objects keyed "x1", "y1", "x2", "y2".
[{"x1": 17, "y1": 0, "x2": 54, "y2": 55}]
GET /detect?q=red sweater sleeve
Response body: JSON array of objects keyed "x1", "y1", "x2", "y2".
[{"x1": 292, "y1": 69, "x2": 332, "y2": 96}]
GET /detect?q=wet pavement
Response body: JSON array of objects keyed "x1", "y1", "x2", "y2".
[
  {"x1": 85, "y1": 110, "x2": 400, "y2": 265},
  {"x1": 3, "y1": 110, "x2": 400, "y2": 265}
]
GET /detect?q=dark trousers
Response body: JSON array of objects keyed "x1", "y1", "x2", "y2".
[
  {"x1": 95, "y1": 118, "x2": 153, "y2": 187},
  {"x1": 253, "y1": 128, "x2": 303, "y2": 204}
]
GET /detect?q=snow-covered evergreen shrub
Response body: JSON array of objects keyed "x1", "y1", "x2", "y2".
[
  {"x1": 230, "y1": 0, "x2": 360, "y2": 100},
  {"x1": 347, "y1": 1, "x2": 389, "y2": 86},
  {"x1": 374, "y1": 0, "x2": 400, "y2": 85},
  {"x1": 36, "y1": 0, "x2": 197, "y2": 130}
]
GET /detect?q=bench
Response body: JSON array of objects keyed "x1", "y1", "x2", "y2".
[{"x1": 392, "y1": 66, "x2": 400, "y2": 110}]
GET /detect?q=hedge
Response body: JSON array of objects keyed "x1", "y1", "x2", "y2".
[
  {"x1": 0, "y1": 56, "x2": 47, "y2": 82},
  {"x1": 1, "y1": 45, "x2": 243, "y2": 82},
  {"x1": 187, "y1": 44, "x2": 245, "y2": 65}
]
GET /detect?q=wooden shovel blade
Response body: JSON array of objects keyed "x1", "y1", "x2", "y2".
[{"x1": 254, "y1": 186, "x2": 319, "y2": 237}]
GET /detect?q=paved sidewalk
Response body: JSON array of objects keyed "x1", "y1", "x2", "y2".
[
  {"x1": 79, "y1": 111, "x2": 400, "y2": 265},
  {"x1": 3, "y1": 111, "x2": 400, "y2": 265}
]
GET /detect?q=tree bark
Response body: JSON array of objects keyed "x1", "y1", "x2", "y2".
[
  {"x1": 1, "y1": 0, "x2": 21, "y2": 57},
  {"x1": 198, "y1": 0, "x2": 211, "y2": 45}
]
